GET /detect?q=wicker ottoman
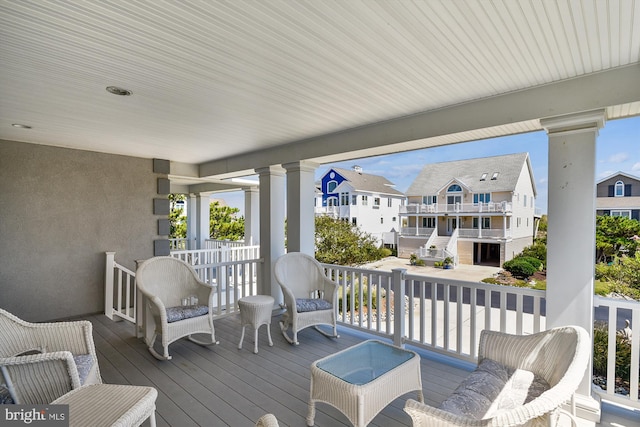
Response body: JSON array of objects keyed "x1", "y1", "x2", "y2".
[
  {"x1": 52, "y1": 384, "x2": 157, "y2": 427},
  {"x1": 238, "y1": 295, "x2": 275, "y2": 353}
]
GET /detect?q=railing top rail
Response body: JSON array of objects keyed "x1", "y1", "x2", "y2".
[
  {"x1": 171, "y1": 245, "x2": 260, "y2": 255},
  {"x1": 594, "y1": 295, "x2": 640, "y2": 309},
  {"x1": 191, "y1": 258, "x2": 264, "y2": 268},
  {"x1": 403, "y1": 273, "x2": 546, "y2": 297},
  {"x1": 113, "y1": 261, "x2": 136, "y2": 276},
  {"x1": 321, "y1": 264, "x2": 394, "y2": 277}
]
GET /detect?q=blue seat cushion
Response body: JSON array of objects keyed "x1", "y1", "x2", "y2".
[
  {"x1": 165, "y1": 305, "x2": 209, "y2": 323},
  {"x1": 0, "y1": 386, "x2": 13, "y2": 404},
  {"x1": 73, "y1": 354, "x2": 94, "y2": 385},
  {"x1": 295, "y1": 298, "x2": 332, "y2": 313}
]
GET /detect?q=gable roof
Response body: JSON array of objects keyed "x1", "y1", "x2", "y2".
[
  {"x1": 328, "y1": 168, "x2": 404, "y2": 196},
  {"x1": 597, "y1": 171, "x2": 640, "y2": 185},
  {"x1": 406, "y1": 153, "x2": 535, "y2": 196}
]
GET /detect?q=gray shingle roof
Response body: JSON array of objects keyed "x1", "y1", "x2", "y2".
[
  {"x1": 331, "y1": 167, "x2": 404, "y2": 196},
  {"x1": 405, "y1": 153, "x2": 532, "y2": 196}
]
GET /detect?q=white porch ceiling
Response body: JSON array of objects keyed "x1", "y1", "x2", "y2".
[{"x1": 1, "y1": 0, "x2": 639, "y2": 181}]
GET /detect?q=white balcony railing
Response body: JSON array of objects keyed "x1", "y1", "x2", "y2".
[
  {"x1": 400, "y1": 201, "x2": 512, "y2": 215},
  {"x1": 400, "y1": 227, "x2": 435, "y2": 237},
  {"x1": 169, "y1": 238, "x2": 188, "y2": 250},
  {"x1": 322, "y1": 263, "x2": 640, "y2": 408},
  {"x1": 105, "y1": 252, "x2": 639, "y2": 409},
  {"x1": 457, "y1": 228, "x2": 510, "y2": 239}
]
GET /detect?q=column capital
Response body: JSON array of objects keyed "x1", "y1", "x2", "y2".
[
  {"x1": 540, "y1": 109, "x2": 606, "y2": 135},
  {"x1": 282, "y1": 160, "x2": 319, "y2": 173},
  {"x1": 255, "y1": 165, "x2": 286, "y2": 176},
  {"x1": 243, "y1": 187, "x2": 259, "y2": 195}
]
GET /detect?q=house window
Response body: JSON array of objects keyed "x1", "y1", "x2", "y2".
[
  {"x1": 351, "y1": 217, "x2": 357, "y2": 225},
  {"x1": 380, "y1": 218, "x2": 384, "y2": 224},
  {"x1": 387, "y1": 198, "x2": 392, "y2": 207},
  {"x1": 422, "y1": 195, "x2": 437, "y2": 205},
  {"x1": 491, "y1": 172, "x2": 499, "y2": 180},
  {"x1": 340, "y1": 192, "x2": 349, "y2": 205},
  {"x1": 480, "y1": 173, "x2": 487, "y2": 181},
  {"x1": 447, "y1": 184, "x2": 462, "y2": 192},
  {"x1": 611, "y1": 210, "x2": 631, "y2": 218},
  {"x1": 392, "y1": 217, "x2": 396, "y2": 222},
  {"x1": 362, "y1": 195, "x2": 368, "y2": 205},
  {"x1": 473, "y1": 193, "x2": 491, "y2": 204},
  {"x1": 327, "y1": 180, "x2": 338, "y2": 193},
  {"x1": 472, "y1": 218, "x2": 490, "y2": 229},
  {"x1": 351, "y1": 195, "x2": 357, "y2": 205},
  {"x1": 615, "y1": 180, "x2": 624, "y2": 197},
  {"x1": 327, "y1": 197, "x2": 338, "y2": 207},
  {"x1": 422, "y1": 217, "x2": 436, "y2": 228},
  {"x1": 374, "y1": 197, "x2": 380, "y2": 206}
]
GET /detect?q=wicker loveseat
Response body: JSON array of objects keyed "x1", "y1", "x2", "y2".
[
  {"x1": 0, "y1": 308, "x2": 101, "y2": 404},
  {"x1": 404, "y1": 326, "x2": 590, "y2": 427}
]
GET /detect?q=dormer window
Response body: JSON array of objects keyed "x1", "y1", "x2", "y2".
[
  {"x1": 615, "y1": 180, "x2": 624, "y2": 197},
  {"x1": 480, "y1": 173, "x2": 487, "y2": 181},
  {"x1": 491, "y1": 172, "x2": 499, "y2": 180}
]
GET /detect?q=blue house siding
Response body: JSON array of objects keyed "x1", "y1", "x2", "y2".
[{"x1": 320, "y1": 169, "x2": 347, "y2": 206}]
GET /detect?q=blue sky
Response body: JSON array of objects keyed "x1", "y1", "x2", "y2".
[{"x1": 217, "y1": 115, "x2": 640, "y2": 215}]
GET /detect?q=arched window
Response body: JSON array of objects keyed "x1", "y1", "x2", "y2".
[
  {"x1": 327, "y1": 180, "x2": 338, "y2": 193},
  {"x1": 615, "y1": 180, "x2": 624, "y2": 197},
  {"x1": 447, "y1": 184, "x2": 462, "y2": 192}
]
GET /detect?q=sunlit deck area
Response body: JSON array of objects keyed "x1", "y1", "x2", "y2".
[{"x1": 89, "y1": 313, "x2": 638, "y2": 427}]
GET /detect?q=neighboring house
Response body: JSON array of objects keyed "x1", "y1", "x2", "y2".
[
  {"x1": 596, "y1": 172, "x2": 640, "y2": 220},
  {"x1": 315, "y1": 166, "x2": 406, "y2": 247},
  {"x1": 398, "y1": 153, "x2": 538, "y2": 267}
]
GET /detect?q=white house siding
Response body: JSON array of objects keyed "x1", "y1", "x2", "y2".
[
  {"x1": 504, "y1": 236, "x2": 534, "y2": 264},
  {"x1": 457, "y1": 240, "x2": 474, "y2": 264},
  {"x1": 348, "y1": 189, "x2": 403, "y2": 246},
  {"x1": 510, "y1": 163, "x2": 537, "y2": 239}
]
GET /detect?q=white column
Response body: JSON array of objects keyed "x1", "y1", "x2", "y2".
[
  {"x1": 283, "y1": 161, "x2": 318, "y2": 255},
  {"x1": 541, "y1": 109, "x2": 605, "y2": 423},
  {"x1": 195, "y1": 193, "x2": 211, "y2": 249},
  {"x1": 186, "y1": 194, "x2": 197, "y2": 250},
  {"x1": 243, "y1": 187, "x2": 260, "y2": 245},
  {"x1": 256, "y1": 166, "x2": 286, "y2": 302}
]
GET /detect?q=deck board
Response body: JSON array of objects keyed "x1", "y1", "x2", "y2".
[
  {"x1": 86, "y1": 313, "x2": 638, "y2": 427},
  {"x1": 89, "y1": 312, "x2": 467, "y2": 426}
]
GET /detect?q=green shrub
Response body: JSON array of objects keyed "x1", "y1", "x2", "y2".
[
  {"x1": 414, "y1": 258, "x2": 425, "y2": 266},
  {"x1": 502, "y1": 258, "x2": 537, "y2": 279},
  {"x1": 481, "y1": 277, "x2": 498, "y2": 284},
  {"x1": 515, "y1": 256, "x2": 543, "y2": 270},
  {"x1": 593, "y1": 321, "x2": 635, "y2": 380},
  {"x1": 519, "y1": 242, "x2": 547, "y2": 267},
  {"x1": 337, "y1": 285, "x2": 378, "y2": 313}
]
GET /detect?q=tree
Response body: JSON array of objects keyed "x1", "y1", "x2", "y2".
[
  {"x1": 210, "y1": 201, "x2": 245, "y2": 241},
  {"x1": 595, "y1": 215, "x2": 640, "y2": 263},
  {"x1": 314, "y1": 216, "x2": 389, "y2": 265},
  {"x1": 169, "y1": 194, "x2": 187, "y2": 239}
]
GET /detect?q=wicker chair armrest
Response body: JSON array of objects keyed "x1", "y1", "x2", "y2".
[
  {"x1": 404, "y1": 399, "x2": 491, "y2": 427},
  {"x1": 319, "y1": 276, "x2": 339, "y2": 304},
  {"x1": 279, "y1": 284, "x2": 297, "y2": 310},
  {"x1": 1, "y1": 351, "x2": 81, "y2": 404}
]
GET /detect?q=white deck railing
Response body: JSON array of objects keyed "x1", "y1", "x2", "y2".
[
  {"x1": 105, "y1": 246, "x2": 262, "y2": 323},
  {"x1": 104, "y1": 252, "x2": 137, "y2": 322},
  {"x1": 322, "y1": 263, "x2": 639, "y2": 408},
  {"x1": 400, "y1": 201, "x2": 512, "y2": 215}
]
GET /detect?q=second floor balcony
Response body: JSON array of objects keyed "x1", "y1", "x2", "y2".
[{"x1": 400, "y1": 201, "x2": 512, "y2": 215}]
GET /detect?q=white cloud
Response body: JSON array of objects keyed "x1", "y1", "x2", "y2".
[
  {"x1": 598, "y1": 170, "x2": 615, "y2": 179},
  {"x1": 632, "y1": 162, "x2": 640, "y2": 171},
  {"x1": 538, "y1": 178, "x2": 547, "y2": 184},
  {"x1": 607, "y1": 152, "x2": 629, "y2": 163}
]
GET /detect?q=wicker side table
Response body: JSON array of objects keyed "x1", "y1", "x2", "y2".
[
  {"x1": 52, "y1": 384, "x2": 157, "y2": 427},
  {"x1": 238, "y1": 295, "x2": 275, "y2": 353}
]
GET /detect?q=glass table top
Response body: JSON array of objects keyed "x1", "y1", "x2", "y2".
[{"x1": 315, "y1": 340, "x2": 415, "y2": 385}]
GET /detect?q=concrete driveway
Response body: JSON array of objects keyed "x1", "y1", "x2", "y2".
[{"x1": 358, "y1": 257, "x2": 501, "y2": 282}]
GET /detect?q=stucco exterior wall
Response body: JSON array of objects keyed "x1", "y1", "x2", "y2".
[{"x1": 0, "y1": 141, "x2": 158, "y2": 321}]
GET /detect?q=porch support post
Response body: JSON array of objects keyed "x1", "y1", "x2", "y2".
[
  {"x1": 256, "y1": 166, "x2": 286, "y2": 303},
  {"x1": 392, "y1": 268, "x2": 406, "y2": 347},
  {"x1": 195, "y1": 193, "x2": 211, "y2": 249},
  {"x1": 542, "y1": 109, "x2": 605, "y2": 424},
  {"x1": 243, "y1": 187, "x2": 260, "y2": 245},
  {"x1": 283, "y1": 161, "x2": 319, "y2": 255},
  {"x1": 186, "y1": 194, "x2": 197, "y2": 250}
]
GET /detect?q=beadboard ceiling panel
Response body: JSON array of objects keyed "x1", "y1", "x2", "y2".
[{"x1": 1, "y1": 0, "x2": 639, "y2": 177}]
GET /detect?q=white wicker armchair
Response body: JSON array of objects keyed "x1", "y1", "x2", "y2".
[
  {"x1": 0, "y1": 308, "x2": 102, "y2": 404},
  {"x1": 136, "y1": 256, "x2": 218, "y2": 361},
  {"x1": 274, "y1": 252, "x2": 339, "y2": 345},
  {"x1": 404, "y1": 326, "x2": 591, "y2": 427}
]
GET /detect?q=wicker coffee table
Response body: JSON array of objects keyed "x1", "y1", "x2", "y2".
[{"x1": 307, "y1": 340, "x2": 423, "y2": 426}]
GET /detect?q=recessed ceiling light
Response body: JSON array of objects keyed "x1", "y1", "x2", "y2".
[
  {"x1": 106, "y1": 86, "x2": 132, "y2": 96},
  {"x1": 12, "y1": 123, "x2": 32, "y2": 129}
]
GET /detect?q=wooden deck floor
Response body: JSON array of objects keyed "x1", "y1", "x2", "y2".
[{"x1": 88, "y1": 313, "x2": 639, "y2": 427}]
